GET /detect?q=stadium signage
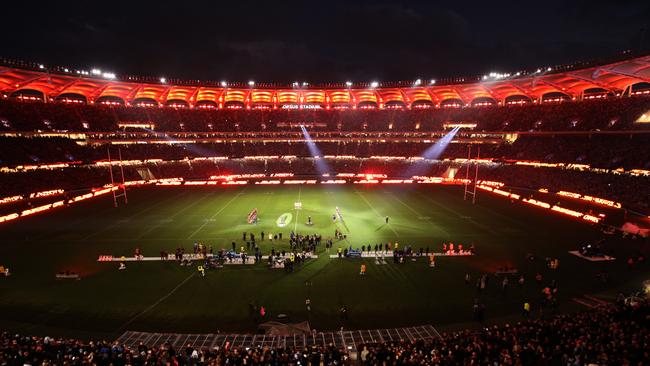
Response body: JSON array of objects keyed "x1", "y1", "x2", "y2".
[
  {"x1": 551, "y1": 205, "x2": 583, "y2": 217},
  {"x1": 222, "y1": 180, "x2": 247, "y2": 185},
  {"x1": 479, "y1": 184, "x2": 604, "y2": 223},
  {"x1": 557, "y1": 191, "x2": 622, "y2": 208},
  {"x1": 30, "y1": 189, "x2": 65, "y2": 198},
  {"x1": 184, "y1": 181, "x2": 219, "y2": 185},
  {"x1": 271, "y1": 173, "x2": 294, "y2": 177},
  {"x1": 0, "y1": 195, "x2": 22, "y2": 205},
  {"x1": 382, "y1": 179, "x2": 414, "y2": 184},
  {"x1": 0, "y1": 176, "x2": 618, "y2": 226},
  {"x1": 321, "y1": 180, "x2": 346, "y2": 184},
  {"x1": 281, "y1": 104, "x2": 322, "y2": 109},
  {"x1": 210, "y1": 174, "x2": 265, "y2": 180},
  {"x1": 117, "y1": 123, "x2": 155, "y2": 130},
  {"x1": 443, "y1": 123, "x2": 477, "y2": 129},
  {"x1": 256, "y1": 180, "x2": 281, "y2": 185},
  {"x1": 0, "y1": 213, "x2": 19, "y2": 223},
  {"x1": 354, "y1": 179, "x2": 379, "y2": 184},
  {"x1": 276, "y1": 213, "x2": 293, "y2": 227},
  {"x1": 283, "y1": 180, "x2": 317, "y2": 184},
  {"x1": 522, "y1": 198, "x2": 551, "y2": 209},
  {"x1": 2, "y1": 157, "x2": 646, "y2": 181}
]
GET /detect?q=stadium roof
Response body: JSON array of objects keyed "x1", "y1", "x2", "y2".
[{"x1": 1, "y1": 55, "x2": 649, "y2": 107}]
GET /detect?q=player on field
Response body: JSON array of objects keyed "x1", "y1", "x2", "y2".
[{"x1": 360, "y1": 263, "x2": 366, "y2": 275}]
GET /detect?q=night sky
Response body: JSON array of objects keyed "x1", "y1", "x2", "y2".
[{"x1": 2, "y1": 0, "x2": 649, "y2": 83}]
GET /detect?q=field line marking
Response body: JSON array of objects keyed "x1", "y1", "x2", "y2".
[
  {"x1": 116, "y1": 271, "x2": 196, "y2": 332},
  {"x1": 81, "y1": 190, "x2": 187, "y2": 241},
  {"x1": 294, "y1": 186, "x2": 302, "y2": 233},
  {"x1": 384, "y1": 190, "x2": 451, "y2": 237},
  {"x1": 353, "y1": 188, "x2": 399, "y2": 237},
  {"x1": 136, "y1": 192, "x2": 213, "y2": 239},
  {"x1": 187, "y1": 188, "x2": 247, "y2": 239},
  {"x1": 412, "y1": 189, "x2": 497, "y2": 234}
]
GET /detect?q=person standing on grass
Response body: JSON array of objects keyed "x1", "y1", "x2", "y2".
[
  {"x1": 340, "y1": 305, "x2": 348, "y2": 320},
  {"x1": 523, "y1": 300, "x2": 531, "y2": 317},
  {"x1": 385, "y1": 216, "x2": 389, "y2": 224},
  {"x1": 360, "y1": 263, "x2": 366, "y2": 276}
]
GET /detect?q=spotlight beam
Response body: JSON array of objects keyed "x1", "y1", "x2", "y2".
[
  {"x1": 300, "y1": 125, "x2": 331, "y2": 175},
  {"x1": 403, "y1": 126, "x2": 461, "y2": 177}
]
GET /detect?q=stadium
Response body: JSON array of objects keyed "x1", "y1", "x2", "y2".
[{"x1": 1, "y1": 3, "x2": 650, "y2": 364}]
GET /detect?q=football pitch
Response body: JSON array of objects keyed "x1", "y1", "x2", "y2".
[{"x1": 0, "y1": 185, "x2": 645, "y2": 340}]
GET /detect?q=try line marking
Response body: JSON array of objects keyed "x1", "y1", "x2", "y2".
[
  {"x1": 294, "y1": 186, "x2": 302, "y2": 233},
  {"x1": 354, "y1": 188, "x2": 399, "y2": 237},
  {"x1": 187, "y1": 188, "x2": 247, "y2": 239}
]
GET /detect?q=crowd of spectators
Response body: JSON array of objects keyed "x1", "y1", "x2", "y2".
[
  {"x1": 0, "y1": 300, "x2": 647, "y2": 365},
  {"x1": 479, "y1": 164, "x2": 650, "y2": 210},
  {"x1": 1, "y1": 134, "x2": 649, "y2": 170},
  {"x1": 1, "y1": 96, "x2": 649, "y2": 133},
  {"x1": 1, "y1": 157, "x2": 648, "y2": 214},
  {"x1": 357, "y1": 300, "x2": 649, "y2": 365},
  {"x1": 1, "y1": 96, "x2": 649, "y2": 211}
]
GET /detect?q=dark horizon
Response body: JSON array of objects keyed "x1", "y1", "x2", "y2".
[{"x1": 2, "y1": 0, "x2": 649, "y2": 83}]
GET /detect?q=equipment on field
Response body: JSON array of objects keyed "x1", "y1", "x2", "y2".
[
  {"x1": 463, "y1": 145, "x2": 480, "y2": 204},
  {"x1": 347, "y1": 249, "x2": 362, "y2": 258},
  {"x1": 248, "y1": 208, "x2": 258, "y2": 224}
]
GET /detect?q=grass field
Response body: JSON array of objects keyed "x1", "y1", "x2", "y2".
[{"x1": 0, "y1": 184, "x2": 646, "y2": 340}]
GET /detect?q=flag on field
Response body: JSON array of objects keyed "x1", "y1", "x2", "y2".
[{"x1": 247, "y1": 208, "x2": 258, "y2": 224}]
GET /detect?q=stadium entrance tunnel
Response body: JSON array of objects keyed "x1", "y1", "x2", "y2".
[
  {"x1": 411, "y1": 100, "x2": 434, "y2": 109},
  {"x1": 384, "y1": 100, "x2": 406, "y2": 110},
  {"x1": 224, "y1": 100, "x2": 245, "y2": 109},
  {"x1": 132, "y1": 97, "x2": 159, "y2": 108},
  {"x1": 541, "y1": 92, "x2": 571, "y2": 103},
  {"x1": 471, "y1": 97, "x2": 497, "y2": 107},
  {"x1": 440, "y1": 98, "x2": 464, "y2": 108},
  {"x1": 10, "y1": 89, "x2": 44, "y2": 102},
  {"x1": 165, "y1": 99, "x2": 189, "y2": 108},
  {"x1": 357, "y1": 101, "x2": 378, "y2": 110},
  {"x1": 95, "y1": 95, "x2": 125, "y2": 106},
  {"x1": 504, "y1": 95, "x2": 532, "y2": 105},
  {"x1": 55, "y1": 93, "x2": 87, "y2": 104},
  {"x1": 195, "y1": 100, "x2": 218, "y2": 109}
]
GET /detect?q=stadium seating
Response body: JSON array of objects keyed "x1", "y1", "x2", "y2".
[
  {"x1": 0, "y1": 87, "x2": 648, "y2": 220},
  {"x1": 1, "y1": 96, "x2": 650, "y2": 133},
  {"x1": 0, "y1": 301, "x2": 647, "y2": 365}
]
